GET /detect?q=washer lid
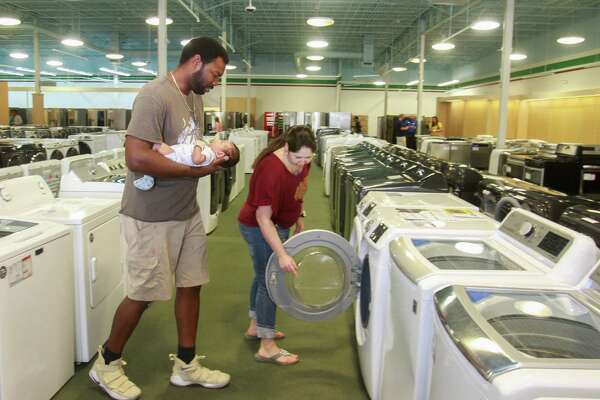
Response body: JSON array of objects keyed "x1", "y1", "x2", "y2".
[
  {"x1": 266, "y1": 229, "x2": 360, "y2": 321},
  {"x1": 435, "y1": 285, "x2": 600, "y2": 381}
]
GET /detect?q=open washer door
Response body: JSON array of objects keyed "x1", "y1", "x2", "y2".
[{"x1": 266, "y1": 229, "x2": 361, "y2": 321}]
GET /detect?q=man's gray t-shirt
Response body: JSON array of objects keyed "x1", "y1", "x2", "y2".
[{"x1": 121, "y1": 75, "x2": 205, "y2": 222}]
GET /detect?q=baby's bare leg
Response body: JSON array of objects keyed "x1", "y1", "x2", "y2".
[
  {"x1": 153, "y1": 142, "x2": 174, "y2": 155},
  {"x1": 191, "y1": 146, "x2": 207, "y2": 165}
]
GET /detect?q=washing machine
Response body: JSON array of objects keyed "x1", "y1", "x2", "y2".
[
  {"x1": 0, "y1": 165, "x2": 25, "y2": 182},
  {"x1": 0, "y1": 175, "x2": 124, "y2": 362},
  {"x1": 419, "y1": 137, "x2": 446, "y2": 154},
  {"x1": 559, "y1": 203, "x2": 600, "y2": 249},
  {"x1": 229, "y1": 143, "x2": 246, "y2": 202},
  {"x1": 429, "y1": 276, "x2": 600, "y2": 400},
  {"x1": 21, "y1": 159, "x2": 62, "y2": 197},
  {"x1": 379, "y1": 208, "x2": 600, "y2": 400},
  {"x1": 69, "y1": 133, "x2": 108, "y2": 154},
  {"x1": 60, "y1": 155, "x2": 125, "y2": 199},
  {"x1": 112, "y1": 147, "x2": 125, "y2": 160},
  {"x1": 0, "y1": 217, "x2": 74, "y2": 400},
  {"x1": 99, "y1": 157, "x2": 128, "y2": 176},
  {"x1": 104, "y1": 130, "x2": 126, "y2": 150},
  {"x1": 428, "y1": 141, "x2": 471, "y2": 165},
  {"x1": 93, "y1": 149, "x2": 116, "y2": 166},
  {"x1": 469, "y1": 140, "x2": 495, "y2": 170},
  {"x1": 0, "y1": 143, "x2": 26, "y2": 167},
  {"x1": 229, "y1": 131, "x2": 260, "y2": 173},
  {"x1": 445, "y1": 164, "x2": 484, "y2": 206}
]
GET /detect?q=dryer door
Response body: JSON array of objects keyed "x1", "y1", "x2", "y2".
[{"x1": 266, "y1": 229, "x2": 360, "y2": 321}]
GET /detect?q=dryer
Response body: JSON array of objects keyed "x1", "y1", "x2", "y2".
[
  {"x1": 69, "y1": 133, "x2": 108, "y2": 154},
  {"x1": 21, "y1": 159, "x2": 62, "y2": 197},
  {"x1": 429, "y1": 276, "x2": 600, "y2": 400},
  {"x1": 0, "y1": 176, "x2": 124, "y2": 362},
  {"x1": 380, "y1": 208, "x2": 599, "y2": 400},
  {"x1": 0, "y1": 217, "x2": 74, "y2": 400},
  {"x1": 0, "y1": 165, "x2": 25, "y2": 182}
]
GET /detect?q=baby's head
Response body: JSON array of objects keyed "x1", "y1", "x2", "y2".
[{"x1": 210, "y1": 139, "x2": 240, "y2": 168}]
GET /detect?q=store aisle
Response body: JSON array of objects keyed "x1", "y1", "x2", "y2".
[{"x1": 54, "y1": 165, "x2": 369, "y2": 400}]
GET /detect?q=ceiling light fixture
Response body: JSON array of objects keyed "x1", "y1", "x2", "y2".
[
  {"x1": 225, "y1": 65, "x2": 237, "y2": 70},
  {"x1": 410, "y1": 57, "x2": 426, "y2": 64},
  {"x1": 373, "y1": 81, "x2": 386, "y2": 86},
  {"x1": 180, "y1": 39, "x2": 191, "y2": 46},
  {"x1": 56, "y1": 67, "x2": 93, "y2": 76},
  {"x1": 99, "y1": 67, "x2": 131, "y2": 77},
  {"x1": 46, "y1": 60, "x2": 63, "y2": 67},
  {"x1": 438, "y1": 79, "x2": 459, "y2": 87},
  {"x1": 432, "y1": 41, "x2": 455, "y2": 51},
  {"x1": 15, "y1": 67, "x2": 57, "y2": 76},
  {"x1": 138, "y1": 67, "x2": 157, "y2": 76},
  {"x1": 392, "y1": 66, "x2": 407, "y2": 72},
  {"x1": 306, "y1": 17, "x2": 334, "y2": 27},
  {"x1": 305, "y1": 65, "x2": 321, "y2": 71},
  {"x1": 61, "y1": 37, "x2": 84, "y2": 47},
  {"x1": 9, "y1": 52, "x2": 28, "y2": 59},
  {"x1": 0, "y1": 17, "x2": 21, "y2": 26},
  {"x1": 106, "y1": 53, "x2": 124, "y2": 60},
  {"x1": 145, "y1": 16, "x2": 173, "y2": 26},
  {"x1": 307, "y1": 40, "x2": 328, "y2": 49},
  {"x1": 131, "y1": 61, "x2": 147, "y2": 67},
  {"x1": 406, "y1": 80, "x2": 420, "y2": 86},
  {"x1": 556, "y1": 36, "x2": 585, "y2": 45},
  {"x1": 471, "y1": 20, "x2": 500, "y2": 31},
  {"x1": 0, "y1": 69, "x2": 24, "y2": 76},
  {"x1": 510, "y1": 53, "x2": 527, "y2": 61},
  {"x1": 296, "y1": 73, "x2": 307, "y2": 78},
  {"x1": 306, "y1": 55, "x2": 324, "y2": 61}
]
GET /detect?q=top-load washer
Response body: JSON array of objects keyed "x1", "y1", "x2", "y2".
[
  {"x1": 69, "y1": 133, "x2": 108, "y2": 154},
  {"x1": 0, "y1": 217, "x2": 75, "y2": 400},
  {"x1": 229, "y1": 143, "x2": 246, "y2": 202},
  {"x1": 263, "y1": 206, "x2": 498, "y2": 400},
  {"x1": 379, "y1": 208, "x2": 600, "y2": 400},
  {"x1": 0, "y1": 175, "x2": 124, "y2": 362},
  {"x1": 428, "y1": 140, "x2": 471, "y2": 165},
  {"x1": 0, "y1": 165, "x2": 24, "y2": 182},
  {"x1": 93, "y1": 149, "x2": 116, "y2": 167},
  {"x1": 230, "y1": 130, "x2": 260, "y2": 173},
  {"x1": 60, "y1": 155, "x2": 125, "y2": 199},
  {"x1": 429, "y1": 268, "x2": 600, "y2": 400},
  {"x1": 21, "y1": 159, "x2": 62, "y2": 197}
]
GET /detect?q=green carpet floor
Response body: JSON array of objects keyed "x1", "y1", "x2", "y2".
[{"x1": 54, "y1": 164, "x2": 369, "y2": 400}]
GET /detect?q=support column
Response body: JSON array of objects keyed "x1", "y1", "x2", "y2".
[
  {"x1": 246, "y1": 62, "x2": 251, "y2": 127},
  {"x1": 497, "y1": 0, "x2": 515, "y2": 149},
  {"x1": 157, "y1": 0, "x2": 168, "y2": 77},
  {"x1": 0, "y1": 82, "x2": 8, "y2": 125},
  {"x1": 220, "y1": 18, "x2": 227, "y2": 115},
  {"x1": 416, "y1": 33, "x2": 425, "y2": 136},
  {"x1": 384, "y1": 83, "x2": 389, "y2": 117},
  {"x1": 335, "y1": 82, "x2": 341, "y2": 112},
  {"x1": 32, "y1": 29, "x2": 45, "y2": 125}
]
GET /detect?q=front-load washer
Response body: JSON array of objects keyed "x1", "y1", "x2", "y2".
[
  {"x1": 0, "y1": 143, "x2": 25, "y2": 167},
  {"x1": 0, "y1": 217, "x2": 74, "y2": 400},
  {"x1": 0, "y1": 165, "x2": 24, "y2": 182},
  {"x1": 35, "y1": 138, "x2": 80, "y2": 160},
  {"x1": 60, "y1": 155, "x2": 125, "y2": 199},
  {"x1": 21, "y1": 159, "x2": 62, "y2": 197},
  {"x1": 69, "y1": 133, "x2": 108, "y2": 154},
  {"x1": 559, "y1": 203, "x2": 600, "y2": 249},
  {"x1": 429, "y1": 276, "x2": 600, "y2": 400},
  {"x1": 379, "y1": 208, "x2": 600, "y2": 400},
  {"x1": 0, "y1": 176, "x2": 124, "y2": 362}
]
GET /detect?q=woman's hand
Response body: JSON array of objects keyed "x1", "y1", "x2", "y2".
[
  {"x1": 293, "y1": 217, "x2": 305, "y2": 235},
  {"x1": 278, "y1": 253, "x2": 298, "y2": 275}
]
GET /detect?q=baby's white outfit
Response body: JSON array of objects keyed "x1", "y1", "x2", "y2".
[{"x1": 133, "y1": 143, "x2": 216, "y2": 191}]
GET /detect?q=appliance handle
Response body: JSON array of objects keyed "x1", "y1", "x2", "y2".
[{"x1": 90, "y1": 257, "x2": 97, "y2": 283}]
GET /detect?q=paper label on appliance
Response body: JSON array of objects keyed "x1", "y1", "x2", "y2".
[
  {"x1": 505, "y1": 166, "x2": 512, "y2": 172},
  {"x1": 473, "y1": 147, "x2": 479, "y2": 151},
  {"x1": 582, "y1": 217, "x2": 599, "y2": 224},
  {"x1": 584, "y1": 173, "x2": 597, "y2": 181},
  {"x1": 524, "y1": 172, "x2": 531, "y2": 180},
  {"x1": 8, "y1": 256, "x2": 33, "y2": 287}
]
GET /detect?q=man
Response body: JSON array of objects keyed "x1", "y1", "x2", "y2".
[
  {"x1": 9, "y1": 109, "x2": 23, "y2": 126},
  {"x1": 89, "y1": 37, "x2": 230, "y2": 400},
  {"x1": 405, "y1": 115, "x2": 418, "y2": 150}
]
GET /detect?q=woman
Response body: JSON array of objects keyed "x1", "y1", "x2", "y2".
[
  {"x1": 238, "y1": 125, "x2": 316, "y2": 366},
  {"x1": 429, "y1": 116, "x2": 444, "y2": 135}
]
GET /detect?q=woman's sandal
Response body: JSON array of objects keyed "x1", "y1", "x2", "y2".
[{"x1": 254, "y1": 349, "x2": 299, "y2": 366}]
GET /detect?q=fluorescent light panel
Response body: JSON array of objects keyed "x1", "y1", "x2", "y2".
[
  {"x1": 56, "y1": 67, "x2": 93, "y2": 76},
  {"x1": 106, "y1": 53, "x2": 124, "y2": 60},
  {"x1": 305, "y1": 65, "x2": 321, "y2": 71},
  {"x1": 373, "y1": 81, "x2": 386, "y2": 86},
  {"x1": 306, "y1": 55, "x2": 324, "y2": 61},
  {"x1": 392, "y1": 66, "x2": 407, "y2": 72},
  {"x1": 225, "y1": 65, "x2": 237, "y2": 70},
  {"x1": 0, "y1": 69, "x2": 24, "y2": 76},
  {"x1": 296, "y1": 74, "x2": 307, "y2": 78},
  {"x1": 181, "y1": 39, "x2": 191, "y2": 46},
  {"x1": 0, "y1": 17, "x2": 21, "y2": 26},
  {"x1": 62, "y1": 38, "x2": 84, "y2": 47},
  {"x1": 9, "y1": 52, "x2": 28, "y2": 59},
  {"x1": 406, "y1": 80, "x2": 420, "y2": 85},
  {"x1": 432, "y1": 42, "x2": 455, "y2": 51},
  {"x1": 131, "y1": 61, "x2": 147, "y2": 67},
  {"x1": 15, "y1": 67, "x2": 57, "y2": 76},
  {"x1": 410, "y1": 57, "x2": 426, "y2": 63},
  {"x1": 46, "y1": 60, "x2": 63, "y2": 67},
  {"x1": 438, "y1": 79, "x2": 459, "y2": 87},
  {"x1": 138, "y1": 67, "x2": 157, "y2": 76},
  {"x1": 510, "y1": 53, "x2": 527, "y2": 61},
  {"x1": 145, "y1": 16, "x2": 173, "y2": 26},
  {"x1": 99, "y1": 67, "x2": 130, "y2": 76},
  {"x1": 471, "y1": 20, "x2": 500, "y2": 30},
  {"x1": 557, "y1": 36, "x2": 585, "y2": 45}
]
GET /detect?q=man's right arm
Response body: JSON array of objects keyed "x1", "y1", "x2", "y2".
[{"x1": 125, "y1": 135, "x2": 224, "y2": 178}]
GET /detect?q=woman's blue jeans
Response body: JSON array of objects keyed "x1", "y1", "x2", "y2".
[{"x1": 239, "y1": 223, "x2": 289, "y2": 339}]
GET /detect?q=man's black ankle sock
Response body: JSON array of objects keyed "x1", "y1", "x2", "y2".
[
  {"x1": 102, "y1": 344, "x2": 122, "y2": 365},
  {"x1": 177, "y1": 346, "x2": 196, "y2": 364}
]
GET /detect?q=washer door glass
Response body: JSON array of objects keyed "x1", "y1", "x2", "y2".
[
  {"x1": 466, "y1": 288, "x2": 600, "y2": 359},
  {"x1": 266, "y1": 229, "x2": 360, "y2": 321},
  {"x1": 412, "y1": 239, "x2": 523, "y2": 271}
]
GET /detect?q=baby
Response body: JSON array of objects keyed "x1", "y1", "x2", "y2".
[{"x1": 134, "y1": 138, "x2": 240, "y2": 191}]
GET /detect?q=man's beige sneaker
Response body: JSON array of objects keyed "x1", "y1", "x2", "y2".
[
  {"x1": 169, "y1": 354, "x2": 230, "y2": 388},
  {"x1": 89, "y1": 347, "x2": 142, "y2": 400}
]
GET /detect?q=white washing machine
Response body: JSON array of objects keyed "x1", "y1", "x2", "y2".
[
  {"x1": 69, "y1": 133, "x2": 108, "y2": 154},
  {"x1": 99, "y1": 157, "x2": 128, "y2": 176},
  {"x1": 0, "y1": 217, "x2": 75, "y2": 400},
  {"x1": 21, "y1": 159, "x2": 62, "y2": 197},
  {"x1": 104, "y1": 130, "x2": 126, "y2": 150},
  {"x1": 0, "y1": 175, "x2": 124, "y2": 362},
  {"x1": 0, "y1": 165, "x2": 24, "y2": 182},
  {"x1": 429, "y1": 273, "x2": 600, "y2": 400},
  {"x1": 7, "y1": 138, "x2": 80, "y2": 160},
  {"x1": 112, "y1": 147, "x2": 125, "y2": 159},
  {"x1": 230, "y1": 131, "x2": 260, "y2": 173},
  {"x1": 93, "y1": 149, "x2": 116, "y2": 166},
  {"x1": 229, "y1": 143, "x2": 246, "y2": 202},
  {"x1": 60, "y1": 155, "x2": 124, "y2": 199},
  {"x1": 198, "y1": 175, "x2": 215, "y2": 234},
  {"x1": 379, "y1": 208, "x2": 600, "y2": 400}
]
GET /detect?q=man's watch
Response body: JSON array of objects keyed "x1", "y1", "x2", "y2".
[{"x1": 300, "y1": 211, "x2": 307, "y2": 218}]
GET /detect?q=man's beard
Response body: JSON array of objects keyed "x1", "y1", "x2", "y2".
[{"x1": 190, "y1": 64, "x2": 209, "y2": 95}]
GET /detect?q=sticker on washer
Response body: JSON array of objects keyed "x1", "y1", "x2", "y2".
[
  {"x1": 582, "y1": 217, "x2": 599, "y2": 224},
  {"x1": 8, "y1": 255, "x2": 33, "y2": 287},
  {"x1": 584, "y1": 173, "x2": 597, "y2": 181}
]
